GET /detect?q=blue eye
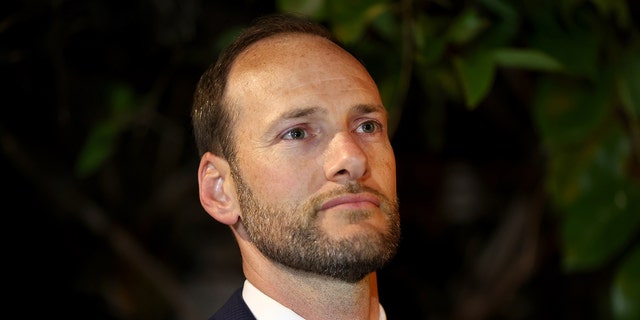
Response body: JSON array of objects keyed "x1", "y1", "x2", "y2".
[
  {"x1": 283, "y1": 127, "x2": 307, "y2": 140},
  {"x1": 357, "y1": 120, "x2": 382, "y2": 134}
]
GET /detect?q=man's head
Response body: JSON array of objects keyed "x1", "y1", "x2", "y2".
[{"x1": 194, "y1": 13, "x2": 400, "y2": 283}]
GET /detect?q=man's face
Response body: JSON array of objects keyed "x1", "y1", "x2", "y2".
[{"x1": 225, "y1": 34, "x2": 399, "y2": 282}]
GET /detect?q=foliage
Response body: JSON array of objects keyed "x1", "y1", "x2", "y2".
[
  {"x1": 274, "y1": 0, "x2": 640, "y2": 318},
  {"x1": 76, "y1": 83, "x2": 141, "y2": 177}
]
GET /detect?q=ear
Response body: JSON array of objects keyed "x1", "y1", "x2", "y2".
[{"x1": 198, "y1": 152, "x2": 240, "y2": 225}]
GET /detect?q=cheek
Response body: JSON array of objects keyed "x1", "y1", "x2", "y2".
[
  {"x1": 240, "y1": 156, "x2": 318, "y2": 203},
  {"x1": 370, "y1": 147, "x2": 397, "y2": 192}
]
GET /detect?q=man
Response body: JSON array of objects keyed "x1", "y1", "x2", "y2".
[{"x1": 191, "y1": 12, "x2": 401, "y2": 320}]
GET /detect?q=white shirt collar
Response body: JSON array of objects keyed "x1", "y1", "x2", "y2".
[{"x1": 242, "y1": 279, "x2": 387, "y2": 320}]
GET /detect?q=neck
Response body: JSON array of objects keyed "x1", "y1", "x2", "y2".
[{"x1": 240, "y1": 241, "x2": 381, "y2": 320}]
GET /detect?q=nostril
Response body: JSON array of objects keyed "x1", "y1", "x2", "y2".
[{"x1": 336, "y1": 169, "x2": 348, "y2": 175}]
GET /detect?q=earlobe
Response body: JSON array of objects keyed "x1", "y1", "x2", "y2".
[{"x1": 198, "y1": 152, "x2": 239, "y2": 225}]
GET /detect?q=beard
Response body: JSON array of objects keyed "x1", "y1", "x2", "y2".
[{"x1": 230, "y1": 162, "x2": 400, "y2": 283}]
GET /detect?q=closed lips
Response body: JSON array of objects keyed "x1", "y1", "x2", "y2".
[{"x1": 320, "y1": 193, "x2": 380, "y2": 211}]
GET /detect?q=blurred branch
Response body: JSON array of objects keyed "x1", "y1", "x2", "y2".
[
  {"x1": 0, "y1": 130, "x2": 203, "y2": 320},
  {"x1": 452, "y1": 189, "x2": 545, "y2": 320},
  {"x1": 388, "y1": 0, "x2": 415, "y2": 137}
]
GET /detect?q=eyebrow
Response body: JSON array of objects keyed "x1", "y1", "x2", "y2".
[
  {"x1": 279, "y1": 106, "x2": 323, "y2": 119},
  {"x1": 278, "y1": 103, "x2": 386, "y2": 120},
  {"x1": 352, "y1": 103, "x2": 386, "y2": 115}
]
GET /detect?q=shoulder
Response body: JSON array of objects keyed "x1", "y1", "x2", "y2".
[{"x1": 209, "y1": 287, "x2": 256, "y2": 320}]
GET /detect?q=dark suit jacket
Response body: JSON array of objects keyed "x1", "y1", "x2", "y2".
[{"x1": 209, "y1": 287, "x2": 256, "y2": 320}]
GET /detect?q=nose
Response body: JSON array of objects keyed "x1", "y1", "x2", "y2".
[{"x1": 324, "y1": 132, "x2": 368, "y2": 183}]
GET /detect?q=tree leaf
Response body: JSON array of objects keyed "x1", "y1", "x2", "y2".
[
  {"x1": 75, "y1": 83, "x2": 137, "y2": 178},
  {"x1": 611, "y1": 245, "x2": 640, "y2": 320},
  {"x1": 445, "y1": 7, "x2": 489, "y2": 45},
  {"x1": 591, "y1": 0, "x2": 631, "y2": 29},
  {"x1": 528, "y1": 6, "x2": 600, "y2": 80},
  {"x1": 561, "y1": 129, "x2": 640, "y2": 272},
  {"x1": 493, "y1": 48, "x2": 564, "y2": 72},
  {"x1": 276, "y1": 0, "x2": 326, "y2": 20},
  {"x1": 414, "y1": 13, "x2": 447, "y2": 67},
  {"x1": 617, "y1": 46, "x2": 640, "y2": 116},
  {"x1": 326, "y1": 0, "x2": 391, "y2": 44},
  {"x1": 477, "y1": 0, "x2": 519, "y2": 46},
  {"x1": 453, "y1": 49, "x2": 495, "y2": 109},
  {"x1": 532, "y1": 75, "x2": 611, "y2": 151},
  {"x1": 75, "y1": 121, "x2": 119, "y2": 178}
]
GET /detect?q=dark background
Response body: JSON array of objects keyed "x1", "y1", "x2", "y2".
[{"x1": 1, "y1": 1, "x2": 634, "y2": 319}]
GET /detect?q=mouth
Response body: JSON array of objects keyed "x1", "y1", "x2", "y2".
[{"x1": 319, "y1": 193, "x2": 381, "y2": 211}]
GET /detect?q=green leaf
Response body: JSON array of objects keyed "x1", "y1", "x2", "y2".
[
  {"x1": 561, "y1": 129, "x2": 640, "y2": 272},
  {"x1": 529, "y1": 10, "x2": 600, "y2": 79},
  {"x1": 326, "y1": 0, "x2": 391, "y2": 44},
  {"x1": 453, "y1": 50, "x2": 495, "y2": 109},
  {"x1": 477, "y1": 0, "x2": 519, "y2": 46},
  {"x1": 591, "y1": 0, "x2": 631, "y2": 29},
  {"x1": 109, "y1": 83, "x2": 138, "y2": 115},
  {"x1": 617, "y1": 46, "x2": 640, "y2": 116},
  {"x1": 277, "y1": 0, "x2": 327, "y2": 20},
  {"x1": 370, "y1": 6, "x2": 398, "y2": 42},
  {"x1": 75, "y1": 120, "x2": 120, "y2": 178},
  {"x1": 75, "y1": 83, "x2": 137, "y2": 178},
  {"x1": 214, "y1": 26, "x2": 245, "y2": 52},
  {"x1": 533, "y1": 76, "x2": 611, "y2": 151},
  {"x1": 414, "y1": 14, "x2": 447, "y2": 67},
  {"x1": 611, "y1": 245, "x2": 640, "y2": 320},
  {"x1": 446, "y1": 8, "x2": 489, "y2": 45},
  {"x1": 377, "y1": 72, "x2": 401, "y2": 134},
  {"x1": 493, "y1": 48, "x2": 564, "y2": 72}
]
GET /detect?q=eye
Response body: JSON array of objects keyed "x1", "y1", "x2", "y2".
[
  {"x1": 356, "y1": 120, "x2": 382, "y2": 134},
  {"x1": 282, "y1": 127, "x2": 307, "y2": 140}
]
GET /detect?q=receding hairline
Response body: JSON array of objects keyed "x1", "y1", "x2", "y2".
[
  {"x1": 222, "y1": 31, "x2": 366, "y2": 103},
  {"x1": 230, "y1": 32, "x2": 349, "y2": 72}
]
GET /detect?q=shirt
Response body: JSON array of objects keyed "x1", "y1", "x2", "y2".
[{"x1": 242, "y1": 280, "x2": 387, "y2": 320}]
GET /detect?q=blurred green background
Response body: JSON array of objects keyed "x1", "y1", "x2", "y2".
[{"x1": 2, "y1": 0, "x2": 638, "y2": 319}]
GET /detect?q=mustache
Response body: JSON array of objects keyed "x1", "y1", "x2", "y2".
[{"x1": 310, "y1": 183, "x2": 391, "y2": 212}]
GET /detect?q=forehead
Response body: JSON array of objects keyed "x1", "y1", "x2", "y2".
[
  {"x1": 232, "y1": 33, "x2": 358, "y2": 75},
  {"x1": 226, "y1": 33, "x2": 380, "y2": 106},
  {"x1": 228, "y1": 33, "x2": 377, "y2": 93}
]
